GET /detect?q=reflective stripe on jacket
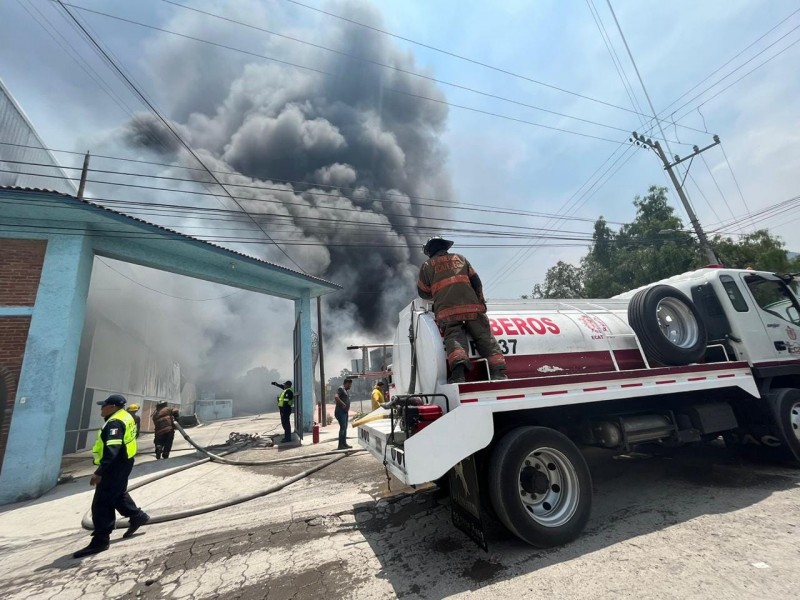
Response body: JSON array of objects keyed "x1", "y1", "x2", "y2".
[
  {"x1": 417, "y1": 252, "x2": 486, "y2": 323},
  {"x1": 92, "y1": 408, "x2": 137, "y2": 464},
  {"x1": 278, "y1": 388, "x2": 294, "y2": 408}
]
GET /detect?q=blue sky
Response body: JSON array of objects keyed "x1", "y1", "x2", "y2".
[{"x1": 2, "y1": 0, "x2": 799, "y2": 303}]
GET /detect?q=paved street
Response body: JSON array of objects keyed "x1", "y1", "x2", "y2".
[{"x1": 1, "y1": 414, "x2": 799, "y2": 599}]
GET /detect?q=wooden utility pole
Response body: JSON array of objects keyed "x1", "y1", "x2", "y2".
[{"x1": 632, "y1": 132, "x2": 720, "y2": 265}]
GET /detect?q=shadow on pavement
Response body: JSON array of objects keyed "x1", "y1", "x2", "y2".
[
  {"x1": 0, "y1": 453, "x2": 209, "y2": 513},
  {"x1": 353, "y1": 443, "x2": 800, "y2": 599}
]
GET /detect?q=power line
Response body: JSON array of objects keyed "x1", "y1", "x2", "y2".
[
  {"x1": 585, "y1": 0, "x2": 648, "y2": 129},
  {"x1": 0, "y1": 139, "x2": 625, "y2": 221},
  {"x1": 0, "y1": 161, "x2": 620, "y2": 227},
  {"x1": 277, "y1": 0, "x2": 695, "y2": 122},
  {"x1": 699, "y1": 153, "x2": 737, "y2": 225},
  {"x1": 719, "y1": 142, "x2": 753, "y2": 232},
  {"x1": 669, "y1": 23, "x2": 800, "y2": 122},
  {"x1": 55, "y1": 1, "x2": 307, "y2": 273},
  {"x1": 0, "y1": 167, "x2": 607, "y2": 235},
  {"x1": 159, "y1": 0, "x2": 700, "y2": 138},
  {"x1": 61, "y1": 2, "x2": 676, "y2": 146},
  {"x1": 97, "y1": 257, "x2": 245, "y2": 302}
]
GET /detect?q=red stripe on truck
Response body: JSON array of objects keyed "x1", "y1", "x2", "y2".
[
  {"x1": 497, "y1": 394, "x2": 525, "y2": 400},
  {"x1": 461, "y1": 398, "x2": 478, "y2": 404}
]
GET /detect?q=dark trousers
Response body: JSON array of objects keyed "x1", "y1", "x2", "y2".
[
  {"x1": 91, "y1": 458, "x2": 143, "y2": 543},
  {"x1": 442, "y1": 314, "x2": 506, "y2": 372},
  {"x1": 279, "y1": 404, "x2": 293, "y2": 441},
  {"x1": 335, "y1": 407, "x2": 348, "y2": 447},
  {"x1": 154, "y1": 432, "x2": 174, "y2": 459}
]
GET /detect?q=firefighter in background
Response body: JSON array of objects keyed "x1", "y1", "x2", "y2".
[
  {"x1": 371, "y1": 381, "x2": 386, "y2": 411},
  {"x1": 152, "y1": 401, "x2": 178, "y2": 459},
  {"x1": 73, "y1": 394, "x2": 149, "y2": 558},
  {"x1": 418, "y1": 236, "x2": 507, "y2": 383},
  {"x1": 126, "y1": 403, "x2": 141, "y2": 438},
  {"x1": 272, "y1": 380, "x2": 294, "y2": 443}
]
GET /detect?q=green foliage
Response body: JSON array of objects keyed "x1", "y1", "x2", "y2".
[
  {"x1": 712, "y1": 230, "x2": 792, "y2": 272},
  {"x1": 529, "y1": 185, "x2": 795, "y2": 299},
  {"x1": 531, "y1": 261, "x2": 585, "y2": 299}
]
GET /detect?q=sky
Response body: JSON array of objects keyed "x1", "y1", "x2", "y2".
[{"x1": 1, "y1": 0, "x2": 799, "y2": 383}]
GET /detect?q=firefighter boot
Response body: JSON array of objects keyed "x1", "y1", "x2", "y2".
[
  {"x1": 490, "y1": 367, "x2": 508, "y2": 381},
  {"x1": 448, "y1": 363, "x2": 467, "y2": 384}
]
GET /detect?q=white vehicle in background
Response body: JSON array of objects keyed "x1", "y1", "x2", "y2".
[{"x1": 357, "y1": 267, "x2": 800, "y2": 548}]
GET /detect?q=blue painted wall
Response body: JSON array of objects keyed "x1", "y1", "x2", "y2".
[
  {"x1": 0, "y1": 189, "x2": 338, "y2": 504},
  {"x1": 0, "y1": 234, "x2": 93, "y2": 504}
]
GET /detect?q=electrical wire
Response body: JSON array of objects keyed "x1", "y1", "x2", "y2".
[
  {"x1": 719, "y1": 142, "x2": 753, "y2": 231},
  {"x1": 699, "y1": 153, "x2": 737, "y2": 225},
  {"x1": 158, "y1": 0, "x2": 697, "y2": 139},
  {"x1": 278, "y1": 0, "x2": 704, "y2": 125},
  {"x1": 97, "y1": 257, "x2": 245, "y2": 302},
  {"x1": 61, "y1": 2, "x2": 654, "y2": 146},
  {"x1": 55, "y1": 1, "x2": 308, "y2": 274},
  {"x1": 0, "y1": 155, "x2": 624, "y2": 224}
]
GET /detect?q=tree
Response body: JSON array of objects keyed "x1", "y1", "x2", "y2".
[
  {"x1": 530, "y1": 185, "x2": 796, "y2": 299},
  {"x1": 712, "y1": 229, "x2": 793, "y2": 272},
  {"x1": 530, "y1": 261, "x2": 585, "y2": 299}
]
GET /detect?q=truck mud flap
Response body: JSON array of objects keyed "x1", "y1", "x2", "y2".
[{"x1": 448, "y1": 455, "x2": 488, "y2": 552}]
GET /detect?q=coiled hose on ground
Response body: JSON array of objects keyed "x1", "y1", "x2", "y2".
[{"x1": 81, "y1": 422, "x2": 364, "y2": 530}]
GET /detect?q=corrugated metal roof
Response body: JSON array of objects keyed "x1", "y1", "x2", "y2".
[
  {"x1": 0, "y1": 186, "x2": 340, "y2": 290},
  {"x1": 0, "y1": 79, "x2": 78, "y2": 194}
]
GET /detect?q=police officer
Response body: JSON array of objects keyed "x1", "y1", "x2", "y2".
[
  {"x1": 73, "y1": 394, "x2": 150, "y2": 559},
  {"x1": 418, "y1": 236, "x2": 507, "y2": 383},
  {"x1": 272, "y1": 380, "x2": 294, "y2": 443}
]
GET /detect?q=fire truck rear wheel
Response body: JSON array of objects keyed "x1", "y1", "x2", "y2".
[
  {"x1": 488, "y1": 426, "x2": 592, "y2": 547},
  {"x1": 628, "y1": 284, "x2": 707, "y2": 366}
]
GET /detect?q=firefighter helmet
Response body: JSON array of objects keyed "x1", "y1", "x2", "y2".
[
  {"x1": 423, "y1": 236, "x2": 454, "y2": 257},
  {"x1": 127, "y1": 403, "x2": 140, "y2": 412}
]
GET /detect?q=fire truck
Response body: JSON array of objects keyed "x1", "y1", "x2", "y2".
[{"x1": 356, "y1": 267, "x2": 800, "y2": 548}]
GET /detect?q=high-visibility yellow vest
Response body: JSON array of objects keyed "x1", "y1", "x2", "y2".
[
  {"x1": 92, "y1": 408, "x2": 138, "y2": 464},
  {"x1": 277, "y1": 388, "x2": 294, "y2": 408}
]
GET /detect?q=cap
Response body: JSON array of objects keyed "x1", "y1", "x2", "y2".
[
  {"x1": 284, "y1": 380, "x2": 292, "y2": 387},
  {"x1": 97, "y1": 394, "x2": 126, "y2": 407},
  {"x1": 375, "y1": 381, "x2": 385, "y2": 386},
  {"x1": 127, "y1": 403, "x2": 140, "y2": 412}
]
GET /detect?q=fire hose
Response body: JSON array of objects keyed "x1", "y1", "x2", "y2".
[{"x1": 81, "y1": 422, "x2": 363, "y2": 531}]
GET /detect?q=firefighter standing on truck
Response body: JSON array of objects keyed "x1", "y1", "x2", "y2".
[
  {"x1": 272, "y1": 380, "x2": 294, "y2": 443},
  {"x1": 418, "y1": 236, "x2": 507, "y2": 383},
  {"x1": 73, "y1": 394, "x2": 149, "y2": 558}
]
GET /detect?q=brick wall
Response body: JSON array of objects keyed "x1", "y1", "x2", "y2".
[
  {"x1": 0, "y1": 317, "x2": 32, "y2": 475},
  {"x1": 0, "y1": 238, "x2": 46, "y2": 473},
  {"x1": 0, "y1": 239, "x2": 47, "y2": 306}
]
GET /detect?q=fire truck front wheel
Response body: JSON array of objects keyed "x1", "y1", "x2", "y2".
[{"x1": 488, "y1": 426, "x2": 592, "y2": 547}]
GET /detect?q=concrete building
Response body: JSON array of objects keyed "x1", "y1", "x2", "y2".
[{"x1": 0, "y1": 187, "x2": 339, "y2": 504}]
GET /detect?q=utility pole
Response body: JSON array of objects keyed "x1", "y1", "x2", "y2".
[
  {"x1": 631, "y1": 132, "x2": 720, "y2": 265},
  {"x1": 317, "y1": 296, "x2": 326, "y2": 425},
  {"x1": 77, "y1": 151, "x2": 90, "y2": 199}
]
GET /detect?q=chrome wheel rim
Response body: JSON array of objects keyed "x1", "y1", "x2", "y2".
[
  {"x1": 791, "y1": 402, "x2": 800, "y2": 442},
  {"x1": 518, "y1": 447, "x2": 579, "y2": 528},
  {"x1": 656, "y1": 297, "x2": 699, "y2": 348}
]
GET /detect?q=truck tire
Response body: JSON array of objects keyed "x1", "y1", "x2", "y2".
[
  {"x1": 628, "y1": 284, "x2": 707, "y2": 366},
  {"x1": 488, "y1": 427, "x2": 592, "y2": 547},
  {"x1": 766, "y1": 387, "x2": 800, "y2": 463}
]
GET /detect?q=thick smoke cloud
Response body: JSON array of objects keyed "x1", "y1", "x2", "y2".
[
  {"x1": 127, "y1": 0, "x2": 452, "y2": 333},
  {"x1": 86, "y1": 0, "x2": 453, "y2": 385}
]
